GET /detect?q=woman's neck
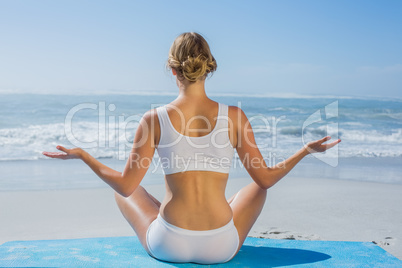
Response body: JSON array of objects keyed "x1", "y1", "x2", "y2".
[{"x1": 177, "y1": 79, "x2": 209, "y2": 101}]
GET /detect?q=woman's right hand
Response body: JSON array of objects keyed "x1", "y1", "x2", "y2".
[
  {"x1": 304, "y1": 136, "x2": 341, "y2": 154},
  {"x1": 42, "y1": 145, "x2": 84, "y2": 160}
]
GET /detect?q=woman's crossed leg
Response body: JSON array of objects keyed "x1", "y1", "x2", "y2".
[
  {"x1": 114, "y1": 181, "x2": 267, "y2": 259},
  {"x1": 114, "y1": 185, "x2": 160, "y2": 255},
  {"x1": 227, "y1": 182, "x2": 267, "y2": 256}
]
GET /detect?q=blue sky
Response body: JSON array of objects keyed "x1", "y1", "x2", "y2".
[{"x1": 0, "y1": 0, "x2": 401, "y2": 98}]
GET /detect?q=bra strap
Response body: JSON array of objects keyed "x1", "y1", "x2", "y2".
[
  {"x1": 217, "y1": 103, "x2": 229, "y2": 129},
  {"x1": 157, "y1": 105, "x2": 172, "y2": 131}
]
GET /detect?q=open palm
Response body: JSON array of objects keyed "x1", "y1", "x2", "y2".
[
  {"x1": 42, "y1": 146, "x2": 83, "y2": 160},
  {"x1": 305, "y1": 136, "x2": 341, "y2": 154}
]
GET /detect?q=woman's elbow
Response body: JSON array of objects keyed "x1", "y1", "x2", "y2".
[
  {"x1": 250, "y1": 168, "x2": 276, "y2": 190},
  {"x1": 115, "y1": 173, "x2": 138, "y2": 197},
  {"x1": 254, "y1": 178, "x2": 273, "y2": 190},
  {"x1": 121, "y1": 180, "x2": 142, "y2": 197},
  {"x1": 119, "y1": 185, "x2": 138, "y2": 198},
  {"x1": 120, "y1": 189, "x2": 132, "y2": 198}
]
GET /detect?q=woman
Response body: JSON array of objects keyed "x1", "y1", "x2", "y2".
[{"x1": 43, "y1": 32, "x2": 341, "y2": 264}]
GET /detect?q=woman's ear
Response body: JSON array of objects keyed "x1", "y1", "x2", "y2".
[{"x1": 172, "y1": 68, "x2": 177, "y2": 76}]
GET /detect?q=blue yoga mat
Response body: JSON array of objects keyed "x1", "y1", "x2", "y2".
[{"x1": 0, "y1": 236, "x2": 400, "y2": 267}]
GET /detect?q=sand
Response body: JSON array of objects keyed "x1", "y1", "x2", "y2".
[{"x1": 1, "y1": 176, "x2": 401, "y2": 260}]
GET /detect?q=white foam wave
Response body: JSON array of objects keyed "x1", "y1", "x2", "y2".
[
  {"x1": 1, "y1": 121, "x2": 402, "y2": 161},
  {"x1": 254, "y1": 125, "x2": 402, "y2": 158},
  {"x1": 0, "y1": 121, "x2": 139, "y2": 161},
  {"x1": 340, "y1": 128, "x2": 402, "y2": 143}
]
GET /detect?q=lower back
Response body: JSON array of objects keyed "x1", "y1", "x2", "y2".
[{"x1": 160, "y1": 171, "x2": 233, "y2": 230}]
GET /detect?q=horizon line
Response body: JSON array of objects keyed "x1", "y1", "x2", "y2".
[{"x1": 0, "y1": 89, "x2": 401, "y2": 102}]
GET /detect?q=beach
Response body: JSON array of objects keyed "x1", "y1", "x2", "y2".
[
  {"x1": 1, "y1": 0, "x2": 402, "y2": 264},
  {"x1": 1, "y1": 173, "x2": 401, "y2": 260},
  {"x1": 1, "y1": 93, "x2": 401, "y2": 261}
]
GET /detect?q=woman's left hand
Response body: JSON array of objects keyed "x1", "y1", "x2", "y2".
[
  {"x1": 305, "y1": 136, "x2": 341, "y2": 154},
  {"x1": 42, "y1": 146, "x2": 83, "y2": 160}
]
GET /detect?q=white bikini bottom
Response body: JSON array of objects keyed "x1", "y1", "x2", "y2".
[{"x1": 146, "y1": 214, "x2": 239, "y2": 264}]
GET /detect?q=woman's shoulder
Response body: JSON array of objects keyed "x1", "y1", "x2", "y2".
[
  {"x1": 140, "y1": 108, "x2": 161, "y2": 130},
  {"x1": 142, "y1": 107, "x2": 159, "y2": 119},
  {"x1": 227, "y1": 105, "x2": 247, "y2": 122}
]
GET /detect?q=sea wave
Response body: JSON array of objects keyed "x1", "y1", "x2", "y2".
[
  {"x1": 1, "y1": 91, "x2": 402, "y2": 161},
  {"x1": 2, "y1": 121, "x2": 401, "y2": 161},
  {"x1": 0, "y1": 122, "x2": 137, "y2": 161}
]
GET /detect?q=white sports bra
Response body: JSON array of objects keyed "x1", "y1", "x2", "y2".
[{"x1": 155, "y1": 103, "x2": 235, "y2": 175}]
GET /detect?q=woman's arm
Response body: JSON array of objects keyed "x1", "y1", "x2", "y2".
[
  {"x1": 43, "y1": 109, "x2": 157, "y2": 197},
  {"x1": 232, "y1": 107, "x2": 341, "y2": 190}
]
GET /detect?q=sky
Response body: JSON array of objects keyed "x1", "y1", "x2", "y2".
[{"x1": 0, "y1": 0, "x2": 401, "y2": 98}]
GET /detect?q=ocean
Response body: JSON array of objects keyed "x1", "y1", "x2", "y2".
[{"x1": 1, "y1": 93, "x2": 401, "y2": 190}]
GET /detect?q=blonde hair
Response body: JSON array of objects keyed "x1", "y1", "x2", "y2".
[{"x1": 167, "y1": 32, "x2": 217, "y2": 82}]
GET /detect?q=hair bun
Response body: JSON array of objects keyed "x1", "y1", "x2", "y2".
[
  {"x1": 167, "y1": 32, "x2": 217, "y2": 82},
  {"x1": 181, "y1": 55, "x2": 209, "y2": 82}
]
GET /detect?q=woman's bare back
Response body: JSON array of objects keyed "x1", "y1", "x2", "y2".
[{"x1": 155, "y1": 99, "x2": 234, "y2": 230}]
